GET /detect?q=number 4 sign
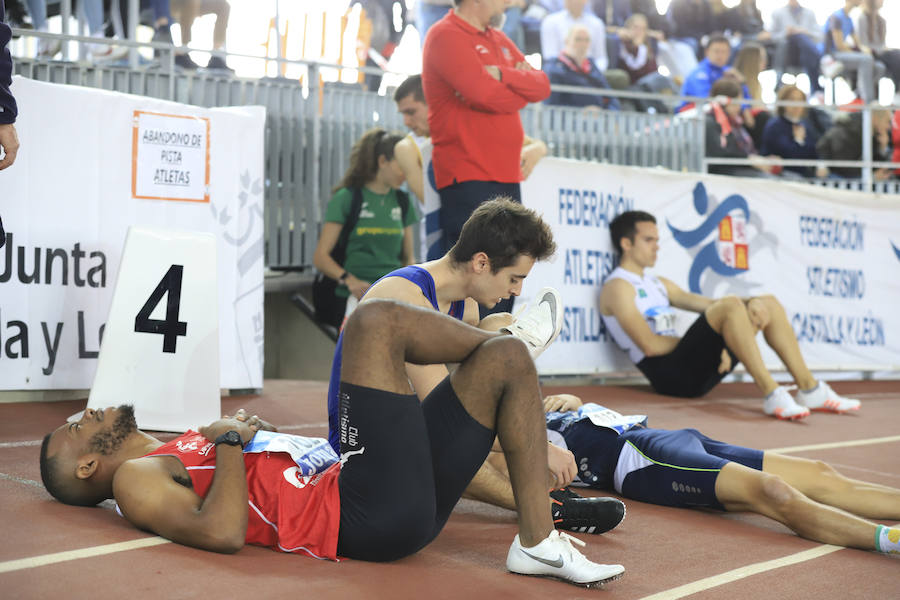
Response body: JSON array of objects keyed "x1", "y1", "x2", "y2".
[{"x1": 84, "y1": 227, "x2": 221, "y2": 432}]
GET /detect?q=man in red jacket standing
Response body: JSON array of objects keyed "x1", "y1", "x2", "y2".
[{"x1": 422, "y1": 0, "x2": 550, "y2": 313}]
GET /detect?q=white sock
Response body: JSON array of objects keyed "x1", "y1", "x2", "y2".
[{"x1": 875, "y1": 525, "x2": 900, "y2": 555}]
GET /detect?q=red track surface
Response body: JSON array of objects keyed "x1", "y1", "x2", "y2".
[{"x1": 2, "y1": 379, "x2": 897, "y2": 599}]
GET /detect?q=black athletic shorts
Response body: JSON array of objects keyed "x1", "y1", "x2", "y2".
[
  {"x1": 335, "y1": 377, "x2": 495, "y2": 562},
  {"x1": 636, "y1": 314, "x2": 739, "y2": 398}
]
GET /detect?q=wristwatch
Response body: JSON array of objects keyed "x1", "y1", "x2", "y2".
[
  {"x1": 214, "y1": 430, "x2": 244, "y2": 448},
  {"x1": 338, "y1": 271, "x2": 349, "y2": 284}
]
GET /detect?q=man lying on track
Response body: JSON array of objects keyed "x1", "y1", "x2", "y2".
[
  {"x1": 533, "y1": 394, "x2": 900, "y2": 555},
  {"x1": 39, "y1": 300, "x2": 625, "y2": 588}
]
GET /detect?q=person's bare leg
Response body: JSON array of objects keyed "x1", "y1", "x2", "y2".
[
  {"x1": 763, "y1": 453, "x2": 900, "y2": 520},
  {"x1": 704, "y1": 296, "x2": 777, "y2": 396},
  {"x1": 479, "y1": 312, "x2": 513, "y2": 332},
  {"x1": 715, "y1": 462, "x2": 879, "y2": 550},
  {"x1": 200, "y1": 0, "x2": 230, "y2": 50},
  {"x1": 753, "y1": 295, "x2": 817, "y2": 390},
  {"x1": 448, "y1": 335, "x2": 553, "y2": 546},
  {"x1": 341, "y1": 300, "x2": 552, "y2": 545},
  {"x1": 462, "y1": 460, "x2": 517, "y2": 510},
  {"x1": 173, "y1": 0, "x2": 200, "y2": 46}
]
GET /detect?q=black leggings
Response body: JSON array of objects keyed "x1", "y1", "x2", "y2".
[{"x1": 335, "y1": 378, "x2": 495, "y2": 561}]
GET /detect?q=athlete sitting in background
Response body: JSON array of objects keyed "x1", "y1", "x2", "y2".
[{"x1": 599, "y1": 210, "x2": 860, "y2": 421}]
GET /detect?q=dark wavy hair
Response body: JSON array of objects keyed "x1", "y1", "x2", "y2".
[{"x1": 449, "y1": 198, "x2": 556, "y2": 271}]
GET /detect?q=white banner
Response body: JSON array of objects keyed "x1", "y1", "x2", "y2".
[
  {"x1": 521, "y1": 157, "x2": 900, "y2": 376},
  {"x1": 0, "y1": 77, "x2": 265, "y2": 390}
]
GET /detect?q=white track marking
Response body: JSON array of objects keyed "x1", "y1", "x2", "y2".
[
  {"x1": 638, "y1": 545, "x2": 843, "y2": 600},
  {"x1": 767, "y1": 435, "x2": 900, "y2": 454},
  {"x1": 0, "y1": 537, "x2": 171, "y2": 574}
]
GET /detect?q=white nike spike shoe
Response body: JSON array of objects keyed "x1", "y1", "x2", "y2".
[
  {"x1": 502, "y1": 287, "x2": 564, "y2": 360},
  {"x1": 506, "y1": 530, "x2": 624, "y2": 587}
]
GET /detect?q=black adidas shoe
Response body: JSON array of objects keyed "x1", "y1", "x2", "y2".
[{"x1": 550, "y1": 488, "x2": 626, "y2": 534}]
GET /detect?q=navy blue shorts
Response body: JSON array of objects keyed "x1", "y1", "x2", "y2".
[
  {"x1": 612, "y1": 427, "x2": 764, "y2": 510},
  {"x1": 336, "y1": 378, "x2": 495, "y2": 561}
]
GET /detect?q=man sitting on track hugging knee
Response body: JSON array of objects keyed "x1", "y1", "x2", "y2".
[{"x1": 327, "y1": 197, "x2": 625, "y2": 537}]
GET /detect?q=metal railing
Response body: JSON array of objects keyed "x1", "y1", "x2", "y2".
[{"x1": 10, "y1": 29, "x2": 900, "y2": 270}]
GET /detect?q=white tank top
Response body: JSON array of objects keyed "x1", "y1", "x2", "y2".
[
  {"x1": 601, "y1": 266, "x2": 677, "y2": 363},
  {"x1": 409, "y1": 133, "x2": 443, "y2": 261}
]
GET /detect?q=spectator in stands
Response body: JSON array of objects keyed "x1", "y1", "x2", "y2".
[
  {"x1": 20, "y1": 0, "x2": 56, "y2": 56},
  {"x1": 617, "y1": 13, "x2": 677, "y2": 112},
  {"x1": 816, "y1": 108, "x2": 893, "y2": 180},
  {"x1": 416, "y1": 0, "x2": 453, "y2": 44},
  {"x1": 628, "y1": 0, "x2": 697, "y2": 81},
  {"x1": 24, "y1": 0, "x2": 126, "y2": 62},
  {"x1": 856, "y1": 0, "x2": 900, "y2": 107},
  {"x1": 171, "y1": 0, "x2": 231, "y2": 71},
  {"x1": 678, "y1": 34, "x2": 738, "y2": 112},
  {"x1": 1, "y1": 0, "x2": 19, "y2": 248},
  {"x1": 730, "y1": 42, "x2": 769, "y2": 144},
  {"x1": 704, "y1": 78, "x2": 780, "y2": 178},
  {"x1": 768, "y1": 0, "x2": 824, "y2": 101},
  {"x1": 719, "y1": 0, "x2": 770, "y2": 49},
  {"x1": 545, "y1": 24, "x2": 620, "y2": 110},
  {"x1": 542, "y1": 0, "x2": 610, "y2": 72},
  {"x1": 422, "y1": 0, "x2": 550, "y2": 315},
  {"x1": 312, "y1": 128, "x2": 417, "y2": 329},
  {"x1": 501, "y1": 0, "x2": 527, "y2": 49},
  {"x1": 592, "y1": 0, "x2": 629, "y2": 35},
  {"x1": 760, "y1": 84, "x2": 819, "y2": 177},
  {"x1": 666, "y1": 0, "x2": 713, "y2": 59},
  {"x1": 823, "y1": 0, "x2": 884, "y2": 104}
]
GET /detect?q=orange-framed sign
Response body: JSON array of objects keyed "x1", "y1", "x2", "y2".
[{"x1": 131, "y1": 110, "x2": 211, "y2": 203}]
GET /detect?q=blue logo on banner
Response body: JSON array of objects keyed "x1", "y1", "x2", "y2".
[
  {"x1": 668, "y1": 182, "x2": 750, "y2": 293},
  {"x1": 893, "y1": 242, "x2": 900, "y2": 263}
]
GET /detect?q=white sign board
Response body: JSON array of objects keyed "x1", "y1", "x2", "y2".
[
  {"x1": 132, "y1": 111, "x2": 211, "y2": 203},
  {"x1": 1, "y1": 77, "x2": 265, "y2": 390},
  {"x1": 87, "y1": 227, "x2": 220, "y2": 432},
  {"x1": 521, "y1": 158, "x2": 900, "y2": 376}
]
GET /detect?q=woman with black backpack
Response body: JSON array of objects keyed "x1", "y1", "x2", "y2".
[{"x1": 312, "y1": 128, "x2": 417, "y2": 330}]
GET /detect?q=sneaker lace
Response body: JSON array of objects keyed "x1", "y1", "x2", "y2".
[
  {"x1": 510, "y1": 302, "x2": 550, "y2": 347},
  {"x1": 553, "y1": 531, "x2": 592, "y2": 566}
]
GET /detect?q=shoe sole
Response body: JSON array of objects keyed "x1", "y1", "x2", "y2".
[
  {"x1": 555, "y1": 501, "x2": 626, "y2": 535},
  {"x1": 510, "y1": 570, "x2": 624, "y2": 588},
  {"x1": 810, "y1": 405, "x2": 860, "y2": 414},
  {"x1": 772, "y1": 411, "x2": 809, "y2": 421}
]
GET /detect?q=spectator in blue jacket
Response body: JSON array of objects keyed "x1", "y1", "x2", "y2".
[
  {"x1": 1, "y1": 0, "x2": 17, "y2": 172},
  {"x1": 759, "y1": 85, "x2": 819, "y2": 177},
  {"x1": 545, "y1": 24, "x2": 621, "y2": 110},
  {"x1": 1, "y1": 0, "x2": 18, "y2": 249},
  {"x1": 678, "y1": 34, "x2": 741, "y2": 112}
]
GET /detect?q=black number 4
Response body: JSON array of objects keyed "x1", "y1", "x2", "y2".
[{"x1": 134, "y1": 265, "x2": 188, "y2": 353}]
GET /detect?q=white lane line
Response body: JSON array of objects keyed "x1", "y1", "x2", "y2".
[
  {"x1": 0, "y1": 424, "x2": 329, "y2": 451},
  {"x1": 0, "y1": 472, "x2": 42, "y2": 487},
  {"x1": 767, "y1": 435, "x2": 900, "y2": 454},
  {"x1": 0, "y1": 537, "x2": 171, "y2": 574},
  {"x1": 0, "y1": 440, "x2": 42, "y2": 449},
  {"x1": 639, "y1": 545, "x2": 843, "y2": 600}
]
